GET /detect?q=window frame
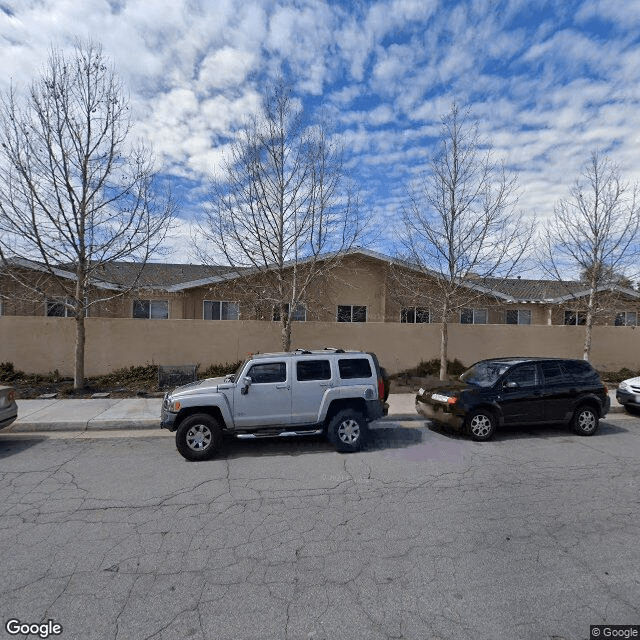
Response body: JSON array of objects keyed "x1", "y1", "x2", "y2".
[
  {"x1": 400, "y1": 306, "x2": 430, "y2": 323},
  {"x1": 564, "y1": 310, "x2": 586, "y2": 326},
  {"x1": 133, "y1": 299, "x2": 169, "y2": 320},
  {"x1": 614, "y1": 311, "x2": 637, "y2": 326},
  {"x1": 203, "y1": 300, "x2": 239, "y2": 321},
  {"x1": 337, "y1": 304, "x2": 367, "y2": 323},
  {"x1": 460, "y1": 308, "x2": 488, "y2": 325},
  {"x1": 506, "y1": 309, "x2": 532, "y2": 325},
  {"x1": 272, "y1": 303, "x2": 307, "y2": 322},
  {"x1": 45, "y1": 296, "x2": 88, "y2": 318}
]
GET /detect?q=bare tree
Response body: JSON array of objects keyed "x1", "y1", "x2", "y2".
[
  {"x1": 0, "y1": 41, "x2": 174, "y2": 388},
  {"x1": 397, "y1": 104, "x2": 532, "y2": 379},
  {"x1": 195, "y1": 81, "x2": 363, "y2": 351},
  {"x1": 541, "y1": 151, "x2": 640, "y2": 360}
]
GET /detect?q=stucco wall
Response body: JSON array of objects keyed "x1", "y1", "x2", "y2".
[{"x1": 1, "y1": 316, "x2": 639, "y2": 377}]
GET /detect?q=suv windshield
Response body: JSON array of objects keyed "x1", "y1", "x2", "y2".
[{"x1": 461, "y1": 360, "x2": 512, "y2": 387}]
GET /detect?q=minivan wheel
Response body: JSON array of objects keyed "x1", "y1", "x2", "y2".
[
  {"x1": 572, "y1": 405, "x2": 599, "y2": 436},
  {"x1": 467, "y1": 410, "x2": 497, "y2": 442},
  {"x1": 176, "y1": 414, "x2": 222, "y2": 461},
  {"x1": 327, "y1": 409, "x2": 367, "y2": 452}
]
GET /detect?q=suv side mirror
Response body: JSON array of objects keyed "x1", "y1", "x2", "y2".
[
  {"x1": 241, "y1": 376, "x2": 252, "y2": 395},
  {"x1": 504, "y1": 381, "x2": 519, "y2": 389}
]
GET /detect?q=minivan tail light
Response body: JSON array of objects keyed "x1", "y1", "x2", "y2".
[{"x1": 378, "y1": 378, "x2": 384, "y2": 399}]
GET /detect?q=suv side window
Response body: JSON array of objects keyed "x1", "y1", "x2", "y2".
[
  {"x1": 338, "y1": 358, "x2": 372, "y2": 379},
  {"x1": 296, "y1": 360, "x2": 331, "y2": 381},
  {"x1": 540, "y1": 362, "x2": 564, "y2": 385},
  {"x1": 561, "y1": 360, "x2": 598, "y2": 384},
  {"x1": 247, "y1": 362, "x2": 286, "y2": 384},
  {"x1": 505, "y1": 363, "x2": 539, "y2": 388}
]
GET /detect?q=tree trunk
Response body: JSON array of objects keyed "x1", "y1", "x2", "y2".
[
  {"x1": 281, "y1": 316, "x2": 292, "y2": 352},
  {"x1": 74, "y1": 313, "x2": 85, "y2": 389},
  {"x1": 583, "y1": 284, "x2": 597, "y2": 361},
  {"x1": 439, "y1": 321, "x2": 448, "y2": 380}
]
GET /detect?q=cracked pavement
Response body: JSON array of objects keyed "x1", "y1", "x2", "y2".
[{"x1": 0, "y1": 416, "x2": 639, "y2": 640}]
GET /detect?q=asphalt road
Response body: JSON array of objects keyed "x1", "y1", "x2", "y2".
[{"x1": 1, "y1": 414, "x2": 639, "y2": 640}]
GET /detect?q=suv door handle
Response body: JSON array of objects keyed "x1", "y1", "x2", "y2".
[
  {"x1": 275, "y1": 384, "x2": 290, "y2": 390},
  {"x1": 319, "y1": 383, "x2": 333, "y2": 388}
]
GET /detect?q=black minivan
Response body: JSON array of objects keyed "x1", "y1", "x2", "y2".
[{"x1": 415, "y1": 357, "x2": 610, "y2": 441}]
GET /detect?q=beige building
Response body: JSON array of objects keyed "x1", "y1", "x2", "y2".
[
  {"x1": 2, "y1": 250, "x2": 639, "y2": 327},
  {"x1": 1, "y1": 250, "x2": 639, "y2": 376}
]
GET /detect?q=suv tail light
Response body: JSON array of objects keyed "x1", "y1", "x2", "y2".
[{"x1": 378, "y1": 377, "x2": 385, "y2": 400}]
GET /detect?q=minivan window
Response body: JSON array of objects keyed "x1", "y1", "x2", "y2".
[
  {"x1": 297, "y1": 360, "x2": 331, "y2": 381},
  {"x1": 338, "y1": 358, "x2": 372, "y2": 379}
]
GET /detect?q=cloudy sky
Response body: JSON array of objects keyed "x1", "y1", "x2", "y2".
[{"x1": 1, "y1": 0, "x2": 639, "y2": 262}]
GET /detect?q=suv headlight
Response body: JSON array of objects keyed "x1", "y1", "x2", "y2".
[{"x1": 618, "y1": 381, "x2": 630, "y2": 391}]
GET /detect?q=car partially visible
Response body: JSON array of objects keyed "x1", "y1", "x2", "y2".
[
  {"x1": 616, "y1": 376, "x2": 640, "y2": 413},
  {"x1": 0, "y1": 385, "x2": 18, "y2": 430},
  {"x1": 416, "y1": 357, "x2": 610, "y2": 441}
]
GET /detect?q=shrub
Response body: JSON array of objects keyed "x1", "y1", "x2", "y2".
[
  {"x1": 392, "y1": 358, "x2": 467, "y2": 380},
  {"x1": 199, "y1": 361, "x2": 243, "y2": 379},
  {"x1": 598, "y1": 367, "x2": 639, "y2": 384},
  {"x1": 0, "y1": 362, "x2": 21, "y2": 382},
  {"x1": 91, "y1": 364, "x2": 159, "y2": 388}
]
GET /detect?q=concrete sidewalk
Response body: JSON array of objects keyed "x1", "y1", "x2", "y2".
[{"x1": 4, "y1": 391, "x2": 628, "y2": 433}]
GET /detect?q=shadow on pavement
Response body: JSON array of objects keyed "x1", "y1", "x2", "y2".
[
  {"x1": 220, "y1": 425, "x2": 425, "y2": 459},
  {"x1": 427, "y1": 419, "x2": 629, "y2": 441},
  {"x1": 0, "y1": 435, "x2": 47, "y2": 459}
]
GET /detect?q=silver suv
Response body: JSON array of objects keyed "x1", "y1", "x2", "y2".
[{"x1": 161, "y1": 348, "x2": 388, "y2": 461}]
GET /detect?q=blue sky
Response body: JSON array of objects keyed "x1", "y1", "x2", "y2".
[{"x1": 2, "y1": 0, "x2": 639, "y2": 262}]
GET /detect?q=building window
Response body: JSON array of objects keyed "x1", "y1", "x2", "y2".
[
  {"x1": 401, "y1": 307, "x2": 430, "y2": 323},
  {"x1": 46, "y1": 297, "x2": 88, "y2": 317},
  {"x1": 337, "y1": 305, "x2": 367, "y2": 323},
  {"x1": 506, "y1": 310, "x2": 532, "y2": 325},
  {"x1": 564, "y1": 310, "x2": 586, "y2": 325},
  {"x1": 460, "y1": 308, "x2": 487, "y2": 324},
  {"x1": 203, "y1": 300, "x2": 239, "y2": 320},
  {"x1": 272, "y1": 303, "x2": 306, "y2": 322},
  {"x1": 615, "y1": 311, "x2": 637, "y2": 326},
  {"x1": 133, "y1": 299, "x2": 169, "y2": 319},
  {"x1": 0, "y1": 300, "x2": 4, "y2": 316}
]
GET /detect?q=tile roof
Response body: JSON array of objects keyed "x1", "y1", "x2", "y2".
[{"x1": 85, "y1": 262, "x2": 238, "y2": 289}]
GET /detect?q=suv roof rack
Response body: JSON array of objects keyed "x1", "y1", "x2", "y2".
[
  {"x1": 322, "y1": 347, "x2": 345, "y2": 353},
  {"x1": 294, "y1": 348, "x2": 312, "y2": 354}
]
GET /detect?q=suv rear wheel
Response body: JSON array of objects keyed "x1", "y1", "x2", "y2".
[
  {"x1": 467, "y1": 410, "x2": 497, "y2": 442},
  {"x1": 572, "y1": 405, "x2": 599, "y2": 436},
  {"x1": 327, "y1": 409, "x2": 367, "y2": 452},
  {"x1": 176, "y1": 414, "x2": 222, "y2": 461}
]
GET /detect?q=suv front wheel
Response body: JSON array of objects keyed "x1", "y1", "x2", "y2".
[
  {"x1": 327, "y1": 409, "x2": 367, "y2": 452},
  {"x1": 176, "y1": 414, "x2": 223, "y2": 461},
  {"x1": 467, "y1": 410, "x2": 497, "y2": 442},
  {"x1": 572, "y1": 405, "x2": 599, "y2": 436}
]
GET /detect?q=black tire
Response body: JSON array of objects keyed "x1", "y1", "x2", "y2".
[
  {"x1": 623, "y1": 404, "x2": 640, "y2": 416},
  {"x1": 571, "y1": 405, "x2": 599, "y2": 436},
  {"x1": 467, "y1": 410, "x2": 497, "y2": 441},
  {"x1": 175, "y1": 413, "x2": 222, "y2": 461},
  {"x1": 327, "y1": 409, "x2": 368, "y2": 452}
]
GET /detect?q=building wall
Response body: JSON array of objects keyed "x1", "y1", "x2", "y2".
[{"x1": 1, "y1": 316, "x2": 639, "y2": 377}]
